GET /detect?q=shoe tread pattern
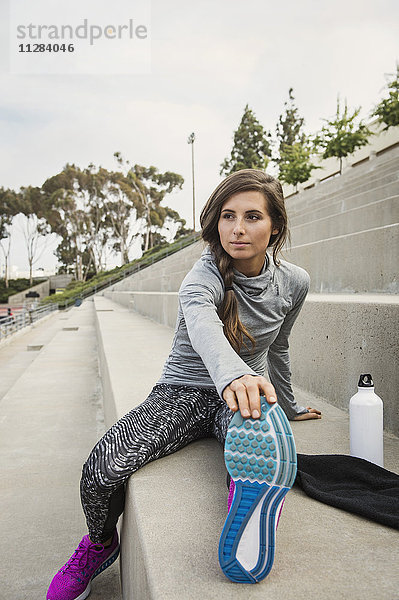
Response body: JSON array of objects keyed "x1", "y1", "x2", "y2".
[{"x1": 224, "y1": 400, "x2": 296, "y2": 488}]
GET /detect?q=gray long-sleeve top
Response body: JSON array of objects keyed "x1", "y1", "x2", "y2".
[{"x1": 157, "y1": 246, "x2": 310, "y2": 419}]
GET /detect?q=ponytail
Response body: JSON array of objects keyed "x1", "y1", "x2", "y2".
[{"x1": 210, "y1": 242, "x2": 256, "y2": 353}]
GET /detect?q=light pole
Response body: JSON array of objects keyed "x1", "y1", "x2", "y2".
[{"x1": 187, "y1": 132, "x2": 196, "y2": 231}]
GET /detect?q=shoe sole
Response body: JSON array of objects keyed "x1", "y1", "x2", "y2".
[
  {"x1": 72, "y1": 545, "x2": 120, "y2": 600},
  {"x1": 218, "y1": 399, "x2": 297, "y2": 584}
]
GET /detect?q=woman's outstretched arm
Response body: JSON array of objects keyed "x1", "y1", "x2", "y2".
[{"x1": 266, "y1": 277, "x2": 321, "y2": 421}]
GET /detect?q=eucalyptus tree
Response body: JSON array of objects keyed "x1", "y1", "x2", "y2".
[
  {"x1": 42, "y1": 164, "x2": 109, "y2": 280},
  {"x1": 99, "y1": 162, "x2": 144, "y2": 265},
  {"x1": 78, "y1": 164, "x2": 116, "y2": 272},
  {"x1": 0, "y1": 187, "x2": 17, "y2": 287},
  {"x1": 14, "y1": 185, "x2": 53, "y2": 285},
  {"x1": 114, "y1": 152, "x2": 185, "y2": 252}
]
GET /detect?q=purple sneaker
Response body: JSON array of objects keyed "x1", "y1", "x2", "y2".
[{"x1": 47, "y1": 530, "x2": 119, "y2": 600}]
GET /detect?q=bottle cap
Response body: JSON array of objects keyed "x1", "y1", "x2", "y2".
[{"x1": 358, "y1": 373, "x2": 374, "y2": 387}]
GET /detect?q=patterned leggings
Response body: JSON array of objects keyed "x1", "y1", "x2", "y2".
[{"x1": 80, "y1": 383, "x2": 233, "y2": 542}]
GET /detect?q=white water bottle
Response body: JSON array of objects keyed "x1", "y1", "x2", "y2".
[{"x1": 349, "y1": 374, "x2": 384, "y2": 467}]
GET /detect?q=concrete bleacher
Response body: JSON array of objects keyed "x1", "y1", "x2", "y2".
[
  {"x1": 91, "y1": 142, "x2": 399, "y2": 597},
  {"x1": 285, "y1": 145, "x2": 399, "y2": 294},
  {"x1": 94, "y1": 295, "x2": 399, "y2": 600}
]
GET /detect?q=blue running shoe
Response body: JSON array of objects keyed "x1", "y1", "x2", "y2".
[{"x1": 218, "y1": 397, "x2": 297, "y2": 584}]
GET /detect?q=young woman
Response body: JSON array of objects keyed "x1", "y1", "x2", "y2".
[{"x1": 47, "y1": 169, "x2": 321, "y2": 600}]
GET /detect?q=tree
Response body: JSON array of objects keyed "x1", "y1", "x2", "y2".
[
  {"x1": 14, "y1": 186, "x2": 53, "y2": 285},
  {"x1": 101, "y1": 164, "x2": 144, "y2": 265},
  {"x1": 278, "y1": 142, "x2": 319, "y2": 191},
  {"x1": 80, "y1": 165, "x2": 113, "y2": 273},
  {"x1": 114, "y1": 153, "x2": 185, "y2": 252},
  {"x1": 42, "y1": 164, "x2": 107, "y2": 281},
  {"x1": 314, "y1": 97, "x2": 372, "y2": 174},
  {"x1": 0, "y1": 188, "x2": 17, "y2": 288},
  {"x1": 372, "y1": 64, "x2": 399, "y2": 130},
  {"x1": 220, "y1": 105, "x2": 272, "y2": 175},
  {"x1": 276, "y1": 88, "x2": 305, "y2": 163}
]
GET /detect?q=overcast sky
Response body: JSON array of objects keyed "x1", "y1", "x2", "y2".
[{"x1": 1, "y1": 0, "x2": 398, "y2": 272}]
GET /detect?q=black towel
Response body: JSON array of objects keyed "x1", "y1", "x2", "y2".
[
  {"x1": 296, "y1": 454, "x2": 399, "y2": 530},
  {"x1": 225, "y1": 454, "x2": 399, "y2": 529}
]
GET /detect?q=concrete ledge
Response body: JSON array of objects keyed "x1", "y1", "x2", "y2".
[
  {"x1": 290, "y1": 293, "x2": 399, "y2": 436},
  {"x1": 289, "y1": 173, "x2": 399, "y2": 223},
  {"x1": 290, "y1": 195, "x2": 399, "y2": 245},
  {"x1": 93, "y1": 295, "x2": 399, "y2": 600},
  {"x1": 284, "y1": 223, "x2": 399, "y2": 293},
  {"x1": 289, "y1": 181, "x2": 398, "y2": 226},
  {"x1": 287, "y1": 150, "x2": 399, "y2": 222}
]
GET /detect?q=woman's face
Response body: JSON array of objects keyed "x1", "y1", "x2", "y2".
[{"x1": 217, "y1": 190, "x2": 279, "y2": 277}]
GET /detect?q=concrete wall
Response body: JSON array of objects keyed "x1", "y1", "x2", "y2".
[
  {"x1": 106, "y1": 240, "x2": 205, "y2": 293},
  {"x1": 8, "y1": 274, "x2": 73, "y2": 306},
  {"x1": 289, "y1": 294, "x2": 399, "y2": 435},
  {"x1": 49, "y1": 274, "x2": 73, "y2": 289},
  {"x1": 8, "y1": 280, "x2": 50, "y2": 305}
]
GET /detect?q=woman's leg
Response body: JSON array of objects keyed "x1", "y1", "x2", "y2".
[
  {"x1": 47, "y1": 385, "x2": 223, "y2": 600},
  {"x1": 212, "y1": 400, "x2": 234, "y2": 446},
  {"x1": 80, "y1": 384, "x2": 220, "y2": 543}
]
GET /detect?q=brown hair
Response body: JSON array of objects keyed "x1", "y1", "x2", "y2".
[{"x1": 200, "y1": 169, "x2": 289, "y2": 353}]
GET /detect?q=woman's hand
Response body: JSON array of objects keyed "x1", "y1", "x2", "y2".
[
  {"x1": 222, "y1": 374, "x2": 276, "y2": 419},
  {"x1": 293, "y1": 407, "x2": 322, "y2": 421}
]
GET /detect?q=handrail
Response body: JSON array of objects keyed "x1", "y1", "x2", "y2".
[{"x1": 0, "y1": 303, "x2": 59, "y2": 341}]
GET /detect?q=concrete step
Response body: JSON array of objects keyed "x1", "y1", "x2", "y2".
[
  {"x1": 0, "y1": 300, "x2": 121, "y2": 600},
  {"x1": 287, "y1": 151, "x2": 399, "y2": 213},
  {"x1": 288, "y1": 177, "x2": 399, "y2": 225},
  {"x1": 286, "y1": 222, "x2": 399, "y2": 294},
  {"x1": 0, "y1": 309, "x2": 62, "y2": 403},
  {"x1": 290, "y1": 195, "x2": 399, "y2": 245},
  {"x1": 94, "y1": 295, "x2": 399, "y2": 600}
]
